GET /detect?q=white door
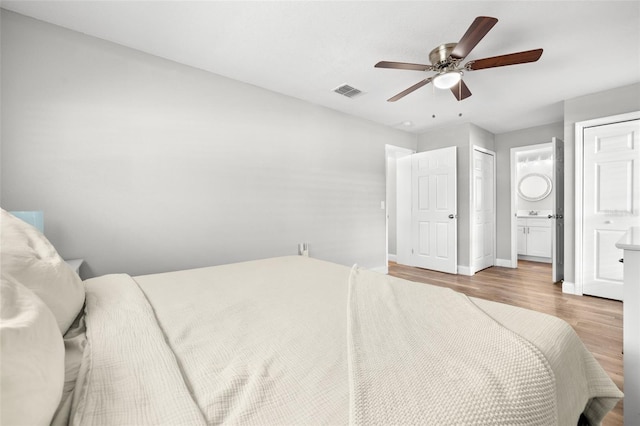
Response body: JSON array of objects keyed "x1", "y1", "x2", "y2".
[
  {"x1": 397, "y1": 147, "x2": 457, "y2": 274},
  {"x1": 552, "y1": 138, "x2": 564, "y2": 283},
  {"x1": 582, "y1": 119, "x2": 640, "y2": 300},
  {"x1": 471, "y1": 148, "x2": 495, "y2": 274}
]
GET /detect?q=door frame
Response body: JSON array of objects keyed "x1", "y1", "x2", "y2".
[
  {"x1": 470, "y1": 145, "x2": 496, "y2": 275},
  {"x1": 572, "y1": 111, "x2": 640, "y2": 296},
  {"x1": 509, "y1": 142, "x2": 553, "y2": 269},
  {"x1": 385, "y1": 144, "x2": 415, "y2": 268}
]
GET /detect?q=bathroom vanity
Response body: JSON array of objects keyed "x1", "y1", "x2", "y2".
[{"x1": 517, "y1": 215, "x2": 552, "y2": 260}]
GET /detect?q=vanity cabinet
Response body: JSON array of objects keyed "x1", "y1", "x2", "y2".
[{"x1": 517, "y1": 218, "x2": 552, "y2": 258}]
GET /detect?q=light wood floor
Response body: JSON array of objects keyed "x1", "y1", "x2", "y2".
[{"x1": 388, "y1": 260, "x2": 623, "y2": 426}]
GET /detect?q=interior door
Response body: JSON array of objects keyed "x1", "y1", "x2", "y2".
[
  {"x1": 582, "y1": 119, "x2": 640, "y2": 300},
  {"x1": 552, "y1": 137, "x2": 564, "y2": 283},
  {"x1": 471, "y1": 148, "x2": 495, "y2": 274},
  {"x1": 397, "y1": 146, "x2": 457, "y2": 274}
]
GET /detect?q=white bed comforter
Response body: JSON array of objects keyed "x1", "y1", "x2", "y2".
[
  {"x1": 347, "y1": 266, "x2": 557, "y2": 425},
  {"x1": 67, "y1": 256, "x2": 622, "y2": 425}
]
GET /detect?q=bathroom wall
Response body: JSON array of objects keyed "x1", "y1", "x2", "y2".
[{"x1": 515, "y1": 146, "x2": 553, "y2": 215}]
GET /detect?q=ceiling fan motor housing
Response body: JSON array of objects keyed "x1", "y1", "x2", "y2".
[{"x1": 429, "y1": 43, "x2": 460, "y2": 71}]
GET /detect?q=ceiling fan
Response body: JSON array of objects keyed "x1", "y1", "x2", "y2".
[{"x1": 375, "y1": 16, "x2": 543, "y2": 102}]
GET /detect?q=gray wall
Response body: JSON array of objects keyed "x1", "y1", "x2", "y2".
[
  {"x1": 494, "y1": 122, "x2": 563, "y2": 261},
  {"x1": 0, "y1": 11, "x2": 416, "y2": 277},
  {"x1": 563, "y1": 82, "x2": 640, "y2": 284}
]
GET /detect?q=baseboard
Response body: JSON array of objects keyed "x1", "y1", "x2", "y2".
[
  {"x1": 387, "y1": 254, "x2": 397, "y2": 262},
  {"x1": 495, "y1": 258, "x2": 514, "y2": 268},
  {"x1": 370, "y1": 265, "x2": 389, "y2": 274},
  {"x1": 457, "y1": 265, "x2": 473, "y2": 276},
  {"x1": 518, "y1": 254, "x2": 552, "y2": 264},
  {"x1": 562, "y1": 281, "x2": 581, "y2": 295}
]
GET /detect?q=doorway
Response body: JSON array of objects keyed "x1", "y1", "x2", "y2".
[
  {"x1": 510, "y1": 138, "x2": 564, "y2": 283},
  {"x1": 385, "y1": 145, "x2": 414, "y2": 266}
]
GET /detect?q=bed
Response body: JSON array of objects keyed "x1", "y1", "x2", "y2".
[{"x1": 0, "y1": 209, "x2": 623, "y2": 425}]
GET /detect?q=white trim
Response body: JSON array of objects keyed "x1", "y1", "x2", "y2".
[
  {"x1": 518, "y1": 255, "x2": 552, "y2": 264},
  {"x1": 562, "y1": 281, "x2": 578, "y2": 295},
  {"x1": 370, "y1": 265, "x2": 389, "y2": 274},
  {"x1": 574, "y1": 111, "x2": 640, "y2": 297},
  {"x1": 387, "y1": 253, "x2": 397, "y2": 262},
  {"x1": 458, "y1": 265, "x2": 473, "y2": 276},
  {"x1": 470, "y1": 145, "x2": 497, "y2": 275},
  {"x1": 495, "y1": 258, "x2": 514, "y2": 268}
]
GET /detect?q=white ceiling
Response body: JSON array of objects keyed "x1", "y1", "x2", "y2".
[{"x1": 2, "y1": 1, "x2": 639, "y2": 135}]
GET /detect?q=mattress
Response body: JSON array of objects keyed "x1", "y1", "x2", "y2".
[{"x1": 60, "y1": 256, "x2": 622, "y2": 425}]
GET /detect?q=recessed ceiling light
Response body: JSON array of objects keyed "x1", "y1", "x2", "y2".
[{"x1": 402, "y1": 121, "x2": 413, "y2": 127}]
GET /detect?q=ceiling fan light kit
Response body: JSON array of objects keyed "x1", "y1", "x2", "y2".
[
  {"x1": 375, "y1": 16, "x2": 543, "y2": 102},
  {"x1": 433, "y1": 71, "x2": 462, "y2": 89}
]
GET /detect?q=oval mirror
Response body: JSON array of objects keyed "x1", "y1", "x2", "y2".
[{"x1": 518, "y1": 173, "x2": 552, "y2": 201}]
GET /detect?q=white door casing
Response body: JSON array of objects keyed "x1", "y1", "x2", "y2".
[
  {"x1": 397, "y1": 146, "x2": 457, "y2": 274},
  {"x1": 582, "y1": 119, "x2": 640, "y2": 300},
  {"x1": 471, "y1": 147, "x2": 496, "y2": 274},
  {"x1": 396, "y1": 155, "x2": 413, "y2": 266}
]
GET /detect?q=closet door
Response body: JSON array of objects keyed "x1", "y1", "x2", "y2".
[
  {"x1": 582, "y1": 119, "x2": 640, "y2": 301},
  {"x1": 471, "y1": 148, "x2": 495, "y2": 274}
]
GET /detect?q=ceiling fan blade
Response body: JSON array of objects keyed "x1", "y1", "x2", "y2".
[
  {"x1": 451, "y1": 80, "x2": 472, "y2": 101},
  {"x1": 450, "y1": 16, "x2": 498, "y2": 60},
  {"x1": 375, "y1": 61, "x2": 433, "y2": 71},
  {"x1": 387, "y1": 78, "x2": 433, "y2": 102},
  {"x1": 467, "y1": 48, "x2": 543, "y2": 70}
]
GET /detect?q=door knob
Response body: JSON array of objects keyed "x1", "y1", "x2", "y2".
[
  {"x1": 448, "y1": 214, "x2": 456, "y2": 219},
  {"x1": 619, "y1": 258, "x2": 624, "y2": 263}
]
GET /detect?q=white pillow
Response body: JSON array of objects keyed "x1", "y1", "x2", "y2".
[
  {"x1": 1, "y1": 273, "x2": 65, "y2": 426},
  {"x1": 0, "y1": 209, "x2": 85, "y2": 333}
]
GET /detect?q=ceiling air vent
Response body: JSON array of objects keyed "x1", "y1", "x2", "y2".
[{"x1": 333, "y1": 84, "x2": 362, "y2": 98}]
